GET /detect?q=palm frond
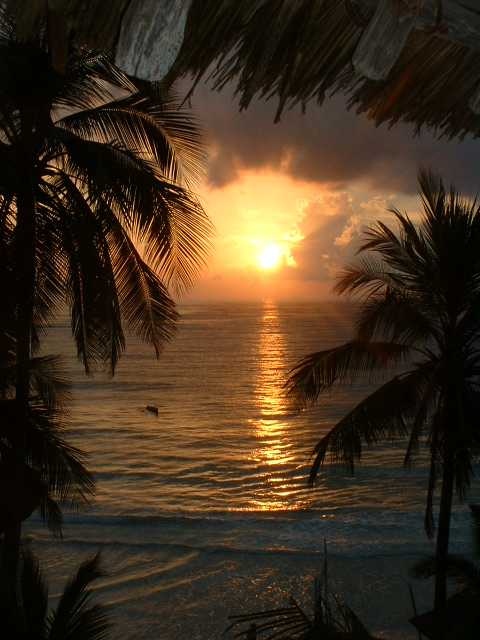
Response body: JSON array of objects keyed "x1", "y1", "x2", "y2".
[
  {"x1": 142, "y1": 185, "x2": 214, "y2": 294},
  {"x1": 52, "y1": 133, "x2": 214, "y2": 295},
  {"x1": 410, "y1": 550, "x2": 480, "y2": 595},
  {"x1": 224, "y1": 591, "x2": 375, "y2": 639},
  {"x1": 332, "y1": 254, "x2": 393, "y2": 299},
  {"x1": 307, "y1": 368, "x2": 427, "y2": 483},
  {"x1": 29, "y1": 355, "x2": 72, "y2": 413},
  {"x1": 59, "y1": 84, "x2": 207, "y2": 189},
  {"x1": 27, "y1": 405, "x2": 95, "y2": 507},
  {"x1": 334, "y1": 602, "x2": 376, "y2": 639},
  {"x1": 1, "y1": 548, "x2": 110, "y2": 640},
  {"x1": 454, "y1": 445, "x2": 475, "y2": 503},
  {"x1": 410, "y1": 554, "x2": 437, "y2": 581},
  {"x1": 355, "y1": 287, "x2": 435, "y2": 348},
  {"x1": 225, "y1": 600, "x2": 313, "y2": 639},
  {"x1": 49, "y1": 173, "x2": 125, "y2": 375},
  {"x1": 53, "y1": 48, "x2": 135, "y2": 115},
  {"x1": 20, "y1": 548, "x2": 49, "y2": 638},
  {"x1": 35, "y1": 479, "x2": 66, "y2": 537},
  {"x1": 109, "y1": 230, "x2": 179, "y2": 356},
  {"x1": 169, "y1": 0, "x2": 363, "y2": 121},
  {"x1": 0, "y1": 389, "x2": 95, "y2": 535},
  {"x1": 47, "y1": 552, "x2": 110, "y2": 640},
  {"x1": 417, "y1": 168, "x2": 446, "y2": 224},
  {"x1": 458, "y1": 293, "x2": 480, "y2": 354},
  {"x1": 285, "y1": 340, "x2": 410, "y2": 411},
  {"x1": 33, "y1": 190, "x2": 71, "y2": 339}
]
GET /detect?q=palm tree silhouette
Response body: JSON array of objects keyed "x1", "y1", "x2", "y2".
[
  {"x1": 1, "y1": 250, "x2": 94, "y2": 535},
  {"x1": 286, "y1": 169, "x2": 480, "y2": 639},
  {"x1": 0, "y1": 351, "x2": 95, "y2": 537},
  {"x1": 410, "y1": 504, "x2": 480, "y2": 638},
  {"x1": 0, "y1": 548, "x2": 110, "y2": 639},
  {"x1": 0, "y1": 18, "x2": 213, "y2": 583}
]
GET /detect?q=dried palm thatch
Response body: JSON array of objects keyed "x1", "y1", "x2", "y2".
[
  {"x1": 4, "y1": 0, "x2": 480, "y2": 139},
  {"x1": 348, "y1": 27, "x2": 480, "y2": 138},
  {"x1": 167, "y1": 0, "x2": 366, "y2": 122}
]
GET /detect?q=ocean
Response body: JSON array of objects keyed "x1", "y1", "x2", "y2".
[{"x1": 24, "y1": 299, "x2": 478, "y2": 639}]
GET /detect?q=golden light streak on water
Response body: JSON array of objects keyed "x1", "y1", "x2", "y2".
[
  {"x1": 254, "y1": 299, "x2": 287, "y2": 416},
  {"x1": 249, "y1": 300, "x2": 298, "y2": 510}
]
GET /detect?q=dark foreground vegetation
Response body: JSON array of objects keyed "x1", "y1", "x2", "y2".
[
  {"x1": 283, "y1": 169, "x2": 480, "y2": 639},
  {"x1": 1, "y1": 5, "x2": 479, "y2": 640},
  {"x1": 0, "y1": 10, "x2": 212, "y2": 640}
]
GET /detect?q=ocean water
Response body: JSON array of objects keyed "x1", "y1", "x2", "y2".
[{"x1": 24, "y1": 300, "x2": 478, "y2": 639}]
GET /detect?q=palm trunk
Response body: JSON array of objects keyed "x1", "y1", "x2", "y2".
[
  {"x1": 2, "y1": 179, "x2": 36, "y2": 587},
  {"x1": 433, "y1": 443, "x2": 455, "y2": 640}
]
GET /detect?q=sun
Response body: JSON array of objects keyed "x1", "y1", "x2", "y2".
[{"x1": 258, "y1": 244, "x2": 281, "y2": 269}]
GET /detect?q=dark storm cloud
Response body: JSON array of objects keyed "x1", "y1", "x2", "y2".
[{"x1": 189, "y1": 82, "x2": 480, "y2": 195}]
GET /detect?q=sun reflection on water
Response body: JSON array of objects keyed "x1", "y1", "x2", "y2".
[
  {"x1": 254, "y1": 300, "x2": 287, "y2": 417},
  {"x1": 249, "y1": 300, "x2": 300, "y2": 510}
]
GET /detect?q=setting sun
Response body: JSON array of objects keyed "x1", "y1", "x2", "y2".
[{"x1": 258, "y1": 244, "x2": 281, "y2": 269}]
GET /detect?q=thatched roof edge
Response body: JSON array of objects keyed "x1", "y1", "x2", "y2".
[{"x1": 3, "y1": 0, "x2": 480, "y2": 139}]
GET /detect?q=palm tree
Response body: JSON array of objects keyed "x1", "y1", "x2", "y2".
[
  {"x1": 0, "y1": 18, "x2": 213, "y2": 584},
  {"x1": 0, "y1": 548, "x2": 110, "y2": 639},
  {"x1": 410, "y1": 504, "x2": 480, "y2": 638},
  {"x1": 1, "y1": 248, "x2": 94, "y2": 535},
  {"x1": 0, "y1": 352, "x2": 95, "y2": 537},
  {"x1": 285, "y1": 169, "x2": 480, "y2": 639}
]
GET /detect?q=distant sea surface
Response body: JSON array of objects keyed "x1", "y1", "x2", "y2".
[{"x1": 25, "y1": 300, "x2": 479, "y2": 639}]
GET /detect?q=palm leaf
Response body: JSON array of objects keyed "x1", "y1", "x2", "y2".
[
  {"x1": 332, "y1": 254, "x2": 399, "y2": 299},
  {"x1": 53, "y1": 48, "x2": 135, "y2": 114},
  {"x1": 286, "y1": 340, "x2": 410, "y2": 411},
  {"x1": 107, "y1": 228, "x2": 179, "y2": 356},
  {"x1": 51, "y1": 132, "x2": 213, "y2": 294},
  {"x1": 411, "y1": 550, "x2": 480, "y2": 596},
  {"x1": 27, "y1": 405, "x2": 95, "y2": 508},
  {"x1": 225, "y1": 598, "x2": 315, "y2": 639},
  {"x1": 60, "y1": 83, "x2": 207, "y2": 189},
  {"x1": 20, "y1": 548, "x2": 49, "y2": 639},
  {"x1": 47, "y1": 552, "x2": 110, "y2": 640},
  {"x1": 288, "y1": 169, "x2": 480, "y2": 623},
  {"x1": 29, "y1": 355, "x2": 72, "y2": 413},
  {"x1": 1, "y1": 548, "x2": 110, "y2": 640},
  {"x1": 307, "y1": 367, "x2": 429, "y2": 483},
  {"x1": 224, "y1": 592, "x2": 376, "y2": 639}
]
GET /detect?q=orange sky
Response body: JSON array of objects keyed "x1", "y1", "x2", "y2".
[{"x1": 179, "y1": 83, "x2": 480, "y2": 302}]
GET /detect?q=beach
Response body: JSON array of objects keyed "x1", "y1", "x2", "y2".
[{"x1": 27, "y1": 300, "x2": 478, "y2": 638}]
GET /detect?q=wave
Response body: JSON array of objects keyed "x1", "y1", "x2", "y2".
[{"x1": 25, "y1": 503, "x2": 453, "y2": 561}]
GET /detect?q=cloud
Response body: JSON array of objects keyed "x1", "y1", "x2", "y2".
[
  {"x1": 182, "y1": 79, "x2": 480, "y2": 301},
  {"x1": 283, "y1": 192, "x2": 359, "y2": 284},
  {"x1": 189, "y1": 82, "x2": 480, "y2": 196},
  {"x1": 280, "y1": 192, "x2": 401, "y2": 287}
]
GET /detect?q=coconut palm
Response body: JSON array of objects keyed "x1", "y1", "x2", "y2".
[
  {"x1": 285, "y1": 169, "x2": 480, "y2": 639},
  {"x1": 0, "y1": 17, "x2": 213, "y2": 583},
  {"x1": 0, "y1": 548, "x2": 110, "y2": 639},
  {"x1": 0, "y1": 352, "x2": 95, "y2": 537},
  {"x1": 410, "y1": 504, "x2": 480, "y2": 639},
  {"x1": 0, "y1": 249, "x2": 94, "y2": 536}
]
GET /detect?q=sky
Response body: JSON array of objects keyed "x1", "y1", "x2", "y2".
[{"x1": 179, "y1": 80, "x2": 480, "y2": 301}]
